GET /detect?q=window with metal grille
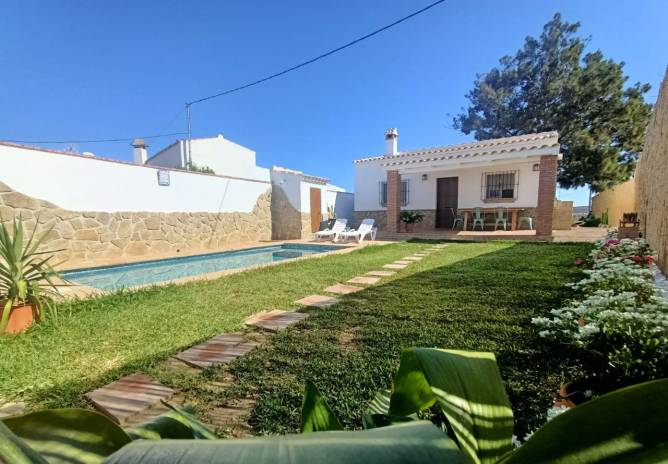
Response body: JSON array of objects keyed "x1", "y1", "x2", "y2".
[
  {"x1": 482, "y1": 171, "x2": 518, "y2": 201},
  {"x1": 379, "y1": 180, "x2": 409, "y2": 206}
]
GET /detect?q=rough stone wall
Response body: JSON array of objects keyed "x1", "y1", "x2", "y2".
[
  {"x1": 552, "y1": 200, "x2": 573, "y2": 230},
  {"x1": 354, "y1": 211, "x2": 387, "y2": 231},
  {"x1": 0, "y1": 181, "x2": 272, "y2": 266},
  {"x1": 592, "y1": 179, "x2": 636, "y2": 227},
  {"x1": 270, "y1": 185, "x2": 303, "y2": 240},
  {"x1": 636, "y1": 69, "x2": 668, "y2": 274},
  {"x1": 300, "y1": 213, "x2": 313, "y2": 239}
]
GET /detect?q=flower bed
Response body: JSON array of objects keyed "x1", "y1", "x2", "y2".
[{"x1": 533, "y1": 234, "x2": 668, "y2": 379}]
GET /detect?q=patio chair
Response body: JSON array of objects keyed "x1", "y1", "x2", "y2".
[
  {"x1": 335, "y1": 218, "x2": 375, "y2": 243},
  {"x1": 472, "y1": 207, "x2": 484, "y2": 231},
  {"x1": 314, "y1": 218, "x2": 347, "y2": 241},
  {"x1": 518, "y1": 215, "x2": 533, "y2": 230},
  {"x1": 451, "y1": 207, "x2": 464, "y2": 230},
  {"x1": 494, "y1": 207, "x2": 508, "y2": 231}
]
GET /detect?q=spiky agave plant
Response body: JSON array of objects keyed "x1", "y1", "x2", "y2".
[{"x1": 0, "y1": 217, "x2": 64, "y2": 333}]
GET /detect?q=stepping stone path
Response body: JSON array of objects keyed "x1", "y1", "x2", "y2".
[
  {"x1": 347, "y1": 276, "x2": 380, "y2": 285},
  {"x1": 324, "y1": 283, "x2": 364, "y2": 295},
  {"x1": 366, "y1": 270, "x2": 396, "y2": 277},
  {"x1": 175, "y1": 334, "x2": 259, "y2": 369},
  {"x1": 86, "y1": 373, "x2": 175, "y2": 425},
  {"x1": 384, "y1": 263, "x2": 408, "y2": 270},
  {"x1": 295, "y1": 294, "x2": 339, "y2": 308},
  {"x1": 393, "y1": 260, "x2": 412, "y2": 265},
  {"x1": 245, "y1": 310, "x2": 309, "y2": 332},
  {"x1": 402, "y1": 256, "x2": 423, "y2": 261}
]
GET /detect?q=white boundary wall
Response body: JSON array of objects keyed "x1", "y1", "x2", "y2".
[{"x1": 0, "y1": 143, "x2": 270, "y2": 213}]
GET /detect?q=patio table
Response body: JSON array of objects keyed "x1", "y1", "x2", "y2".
[{"x1": 457, "y1": 208, "x2": 524, "y2": 231}]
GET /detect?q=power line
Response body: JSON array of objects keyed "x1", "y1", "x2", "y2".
[
  {"x1": 187, "y1": 0, "x2": 447, "y2": 105},
  {"x1": 3, "y1": 131, "x2": 187, "y2": 145}
]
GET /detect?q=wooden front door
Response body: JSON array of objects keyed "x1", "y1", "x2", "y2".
[
  {"x1": 310, "y1": 187, "x2": 322, "y2": 232},
  {"x1": 436, "y1": 177, "x2": 458, "y2": 228}
]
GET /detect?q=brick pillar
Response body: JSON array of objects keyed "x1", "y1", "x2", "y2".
[
  {"x1": 386, "y1": 170, "x2": 401, "y2": 234},
  {"x1": 536, "y1": 155, "x2": 559, "y2": 237}
]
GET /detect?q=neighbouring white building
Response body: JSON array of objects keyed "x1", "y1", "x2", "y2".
[
  {"x1": 0, "y1": 133, "x2": 353, "y2": 264},
  {"x1": 353, "y1": 129, "x2": 561, "y2": 237}
]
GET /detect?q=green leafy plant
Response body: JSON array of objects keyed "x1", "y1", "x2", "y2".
[
  {"x1": 186, "y1": 162, "x2": 216, "y2": 174},
  {"x1": 3, "y1": 348, "x2": 665, "y2": 463},
  {"x1": 400, "y1": 211, "x2": 424, "y2": 224},
  {"x1": 578, "y1": 213, "x2": 602, "y2": 227},
  {"x1": 0, "y1": 218, "x2": 64, "y2": 334}
]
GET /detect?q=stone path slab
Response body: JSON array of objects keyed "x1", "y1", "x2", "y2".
[
  {"x1": 383, "y1": 263, "x2": 408, "y2": 270},
  {"x1": 366, "y1": 270, "x2": 396, "y2": 277},
  {"x1": 393, "y1": 260, "x2": 412, "y2": 265},
  {"x1": 86, "y1": 373, "x2": 175, "y2": 425},
  {"x1": 347, "y1": 276, "x2": 380, "y2": 285},
  {"x1": 295, "y1": 294, "x2": 339, "y2": 308},
  {"x1": 174, "y1": 334, "x2": 259, "y2": 369},
  {"x1": 245, "y1": 310, "x2": 309, "y2": 332},
  {"x1": 324, "y1": 283, "x2": 364, "y2": 295},
  {"x1": 402, "y1": 256, "x2": 423, "y2": 261}
]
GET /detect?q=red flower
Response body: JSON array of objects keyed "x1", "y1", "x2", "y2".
[
  {"x1": 632, "y1": 255, "x2": 642, "y2": 263},
  {"x1": 645, "y1": 256, "x2": 655, "y2": 264},
  {"x1": 605, "y1": 239, "x2": 621, "y2": 247},
  {"x1": 574, "y1": 258, "x2": 584, "y2": 266}
]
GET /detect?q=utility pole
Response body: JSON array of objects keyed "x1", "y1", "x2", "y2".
[{"x1": 185, "y1": 102, "x2": 192, "y2": 168}]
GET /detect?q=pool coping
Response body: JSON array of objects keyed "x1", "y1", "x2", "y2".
[{"x1": 57, "y1": 239, "x2": 392, "y2": 299}]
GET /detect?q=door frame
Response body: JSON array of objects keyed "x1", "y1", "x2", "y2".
[
  {"x1": 435, "y1": 176, "x2": 459, "y2": 229},
  {"x1": 309, "y1": 187, "x2": 322, "y2": 233}
]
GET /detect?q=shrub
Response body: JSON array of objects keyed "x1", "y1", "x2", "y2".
[
  {"x1": 590, "y1": 237, "x2": 653, "y2": 264},
  {"x1": 533, "y1": 290, "x2": 668, "y2": 378},
  {"x1": 568, "y1": 258, "x2": 656, "y2": 303}
]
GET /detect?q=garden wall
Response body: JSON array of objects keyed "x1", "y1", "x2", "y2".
[
  {"x1": 592, "y1": 179, "x2": 636, "y2": 227},
  {"x1": 635, "y1": 68, "x2": 668, "y2": 274},
  {"x1": 0, "y1": 181, "x2": 272, "y2": 266}
]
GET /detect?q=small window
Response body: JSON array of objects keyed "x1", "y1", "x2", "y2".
[
  {"x1": 482, "y1": 171, "x2": 518, "y2": 201},
  {"x1": 380, "y1": 180, "x2": 409, "y2": 206}
]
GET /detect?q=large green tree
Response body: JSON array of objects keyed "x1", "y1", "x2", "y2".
[{"x1": 454, "y1": 13, "x2": 652, "y2": 192}]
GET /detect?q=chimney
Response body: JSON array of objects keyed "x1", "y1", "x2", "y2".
[
  {"x1": 385, "y1": 128, "x2": 398, "y2": 156},
  {"x1": 132, "y1": 138, "x2": 148, "y2": 164}
]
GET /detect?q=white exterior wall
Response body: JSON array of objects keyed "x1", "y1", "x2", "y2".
[
  {"x1": 0, "y1": 144, "x2": 269, "y2": 213},
  {"x1": 354, "y1": 158, "x2": 541, "y2": 211},
  {"x1": 147, "y1": 135, "x2": 269, "y2": 182},
  {"x1": 146, "y1": 141, "x2": 185, "y2": 169}
]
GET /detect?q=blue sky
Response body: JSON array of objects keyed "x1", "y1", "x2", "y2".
[{"x1": 2, "y1": 0, "x2": 666, "y2": 206}]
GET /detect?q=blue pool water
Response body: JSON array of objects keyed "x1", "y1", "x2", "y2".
[{"x1": 62, "y1": 243, "x2": 345, "y2": 291}]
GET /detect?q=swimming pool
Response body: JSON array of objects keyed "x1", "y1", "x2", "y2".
[{"x1": 62, "y1": 243, "x2": 345, "y2": 291}]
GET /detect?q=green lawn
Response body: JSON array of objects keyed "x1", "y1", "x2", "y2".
[{"x1": 0, "y1": 240, "x2": 590, "y2": 438}]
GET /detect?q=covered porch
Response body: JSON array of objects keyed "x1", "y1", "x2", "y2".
[{"x1": 382, "y1": 149, "x2": 560, "y2": 239}]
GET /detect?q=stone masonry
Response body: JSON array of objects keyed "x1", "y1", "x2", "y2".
[
  {"x1": 636, "y1": 68, "x2": 668, "y2": 274},
  {"x1": 386, "y1": 170, "x2": 401, "y2": 234},
  {"x1": 0, "y1": 181, "x2": 272, "y2": 265}
]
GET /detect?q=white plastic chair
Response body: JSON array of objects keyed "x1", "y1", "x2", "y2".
[
  {"x1": 314, "y1": 218, "x2": 348, "y2": 241},
  {"x1": 335, "y1": 218, "x2": 376, "y2": 243}
]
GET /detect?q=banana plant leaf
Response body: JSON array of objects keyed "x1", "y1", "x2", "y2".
[
  {"x1": 388, "y1": 348, "x2": 514, "y2": 464},
  {"x1": 300, "y1": 380, "x2": 343, "y2": 433},
  {"x1": 103, "y1": 421, "x2": 470, "y2": 464},
  {"x1": 363, "y1": 389, "x2": 416, "y2": 429},
  {"x1": 126, "y1": 402, "x2": 217, "y2": 440},
  {"x1": 0, "y1": 420, "x2": 49, "y2": 464},
  {"x1": 500, "y1": 378, "x2": 668, "y2": 464},
  {"x1": 2, "y1": 408, "x2": 132, "y2": 464}
]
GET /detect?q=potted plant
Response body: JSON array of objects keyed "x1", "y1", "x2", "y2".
[
  {"x1": 0, "y1": 217, "x2": 63, "y2": 334},
  {"x1": 400, "y1": 210, "x2": 424, "y2": 233}
]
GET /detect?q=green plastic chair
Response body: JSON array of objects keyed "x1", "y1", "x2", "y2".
[
  {"x1": 472, "y1": 207, "x2": 484, "y2": 231},
  {"x1": 451, "y1": 208, "x2": 464, "y2": 230},
  {"x1": 494, "y1": 207, "x2": 508, "y2": 231},
  {"x1": 518, "y1": 215, "x2": 533, "y2": 230}
]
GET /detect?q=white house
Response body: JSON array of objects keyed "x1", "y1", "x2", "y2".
[{"x1": 353, "y1": 129, "x2": 561, "y2": 237}]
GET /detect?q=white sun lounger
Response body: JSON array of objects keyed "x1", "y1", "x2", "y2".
[
  {"x1": 335, "y1": 218, "x2": 376, "y2": 243},
  {"x1": 314, "y1": 218, "x2": 348, "y2": 241}
]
